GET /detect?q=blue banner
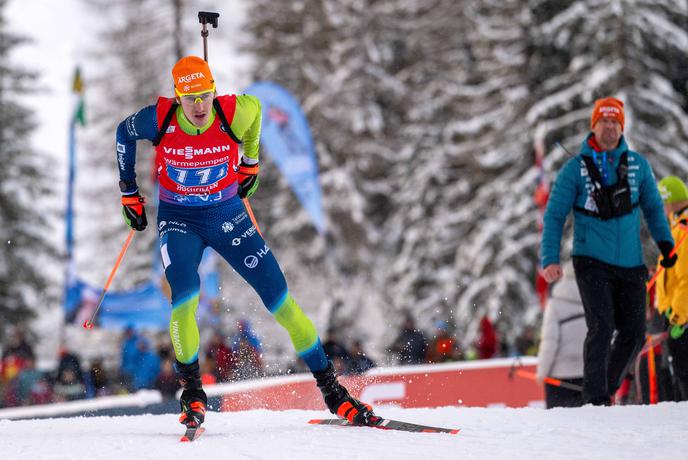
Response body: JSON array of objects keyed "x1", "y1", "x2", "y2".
[
  {"x1": 245, "y1": 82, "x2": 325, "y2": 233},
  {"x1": 65, "y1": 279, "x2": 170, "y2": 329},
  {"x1": 64, "y1": 249, "x2": 220, "y2": 331}
]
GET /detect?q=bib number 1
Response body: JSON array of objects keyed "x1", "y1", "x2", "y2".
[{"x1": 167, "y1": 164, "x2": 227, "y2": 187}]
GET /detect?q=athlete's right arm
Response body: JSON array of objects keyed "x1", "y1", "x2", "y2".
[{"x1": 116, "y1": 105, "x2": 159, "y2": 194}]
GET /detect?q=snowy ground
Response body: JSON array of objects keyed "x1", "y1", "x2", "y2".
[{"x1": 2, "y1": 403, "x2": 685, "y2": 460}]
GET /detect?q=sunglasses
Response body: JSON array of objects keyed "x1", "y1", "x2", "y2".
[{"x1": 179, "y1": 91, "x2": 214, "y2": 104}]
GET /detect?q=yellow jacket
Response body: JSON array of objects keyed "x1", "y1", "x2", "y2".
[{"x1": 655, "y1": 209, "x2": 688, "y2": 326}]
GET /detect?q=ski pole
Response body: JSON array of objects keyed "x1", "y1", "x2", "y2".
[
  {"x1": 243, "y1": 198, "x2": 263, "y2": 237},
  {"x1": 514, "y1": 369, "x2": 583, "y2": 392},
  {"x1": 647, "y1": 223, "x2": 688, "y2": 292},
  {"x1": 82, "y1": 228, "x2": 136, "y2": 329}
]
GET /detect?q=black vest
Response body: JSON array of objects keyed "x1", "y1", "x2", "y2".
[{"x1": 574, "y1": 152, "x2": 636, "y2": 220}]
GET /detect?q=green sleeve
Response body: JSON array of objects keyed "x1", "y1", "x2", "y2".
[{"x1": 230, "y1": 94, "x2": 262, "y2": 162}]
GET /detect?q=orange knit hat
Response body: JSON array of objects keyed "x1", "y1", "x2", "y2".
[
  {"x1": 172, "y1": 56, "x2": 215, "y2": 96},
  {"x1": 590, "y1": 97, "x2": 624, "y2": 131}
]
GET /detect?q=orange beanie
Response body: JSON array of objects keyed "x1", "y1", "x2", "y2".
[
  {"x1": 590, "y1": 97, "x2": 624, "y2": 131},
  {"x1": 172, "y1": 56, "x2": 215, "y2": 95}
]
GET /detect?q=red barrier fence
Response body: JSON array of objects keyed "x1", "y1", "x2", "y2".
[{"x1": 216, "y1": 357, "x2": 543, "y2": 412}]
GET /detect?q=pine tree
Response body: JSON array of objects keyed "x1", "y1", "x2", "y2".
[
  {"x1": 245, "y1": 0, "x2": 425, "y2": 341},
  {"x1": 382, "y1": 0, "x2": 537, "y2": 340},
  {"x1": 0, "y1": 0, "x2": 57, "y2": 340}
]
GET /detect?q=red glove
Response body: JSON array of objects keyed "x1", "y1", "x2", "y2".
[{"x1": 121, "y1": 194, "x2": 147, "y2": 231}]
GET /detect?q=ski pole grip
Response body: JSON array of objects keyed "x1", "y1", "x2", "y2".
[{"x1": 198, "y1": 11, "x2": 219, "y2": 27}]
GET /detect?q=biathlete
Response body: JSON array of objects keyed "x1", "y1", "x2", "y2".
[{"x1": 115, "y1": 55, "x2": 375, "y2": 428}]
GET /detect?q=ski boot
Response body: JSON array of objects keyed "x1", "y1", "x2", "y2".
[
  {"x1": 313, "y1": 361, "x2": 377, "y2": 425},
  {"x1": 174, "y1": 359, "x2": 207, "y2": 428}
]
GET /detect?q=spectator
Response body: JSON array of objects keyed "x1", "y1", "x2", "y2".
[
  {"x1": 55, "y1": 346, "x2": 85, "y2": 393},
  {"x1": 426, "y1": 321, "x2": 461, "y2": 363},
  {"x1": 13, "y1": 356, "x2": 50, "y2": 406},
  {"x1": 206, "y1": 331, "x2": 235, "y2": 382},
  {"x1": 155, "y1": 358, "x2": 180, "y2": 400},
  {"x1": 131, "y1": 338, "x2": 161, "y2": 391},
  {"x1": 390, "y1": 314, "x2": 428, "y2": 365},
  {"x1": 1, "y1": 328, "x2": 35, "y2": 385},
  {"x1": 119, "y1": 326, "x2": 141, "y2": 390},
  {"x1": 476, "y1": 315, "x2": 498, "y2": 360},
  {"x1": 53, "y1": 347, "x2": 86, "y2": 402},
  {"x1": 348, "y1": 340, "x2": 375, "y2": 375},
  {"x1": 53, "y1": 368, "x2": 85, "y2": 402},
  {"x1": 515, "y1": 326, "x2": 538, "y2": 357},
  {"x1": 87, "y1": 359, "x2": 111, "y2": 398},
  {"x1": 541, "y1": 97, "x2": 673, "y2": 405},
  {"x1": 536, "y1": 261, "x2": 586, "y2": 408},
  {"x1": 653, "y1": 176, "x2": 688, "y2": 400}
]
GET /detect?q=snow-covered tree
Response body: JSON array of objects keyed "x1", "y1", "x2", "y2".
[
  {"x1": 245, "y1": 0, "x2": 430, "y2": 351},
  {"x1": 384, "y1": 0, "x2": 537, "y2": 343},
  {"x1": 0, "y1": 0, "x2": 57, "y2": 339},
  {"x1": 245, "y1": 0, "x2": 688, "y2": 357}
]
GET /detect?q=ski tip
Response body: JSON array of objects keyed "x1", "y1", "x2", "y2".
[
  {"x1": 179, "y1": 436, "x2": 190, "y2": 442},
  {"x1": 307, "y1": 419, "x2": 323, "y2": 425},
  {"x1": 448, "y1": 429, "x2": 461, "y2": 435}
]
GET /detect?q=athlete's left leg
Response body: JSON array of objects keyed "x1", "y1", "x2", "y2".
[
  {"x1": 207, "y1": 199, "x2": 376, "y2": 424},
  {"x1": 208, "y1": 205, "x2": 329, "y2": 372}
]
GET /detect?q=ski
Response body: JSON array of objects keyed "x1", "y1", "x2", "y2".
[
  {"x1": 179, "y1": 426, "x2": 205, "y2": 442},
  {"x1": 308, "y1": 417, "x2": 460, "y2": 435}
]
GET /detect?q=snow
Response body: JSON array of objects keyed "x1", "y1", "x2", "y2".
[{"x1": 2, "y1": 403, "x2": 686, "y2": 459}]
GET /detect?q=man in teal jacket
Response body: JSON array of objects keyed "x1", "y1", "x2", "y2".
[{"x1": 540, "y1": 97, "x2": 675, "y2": 405}]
